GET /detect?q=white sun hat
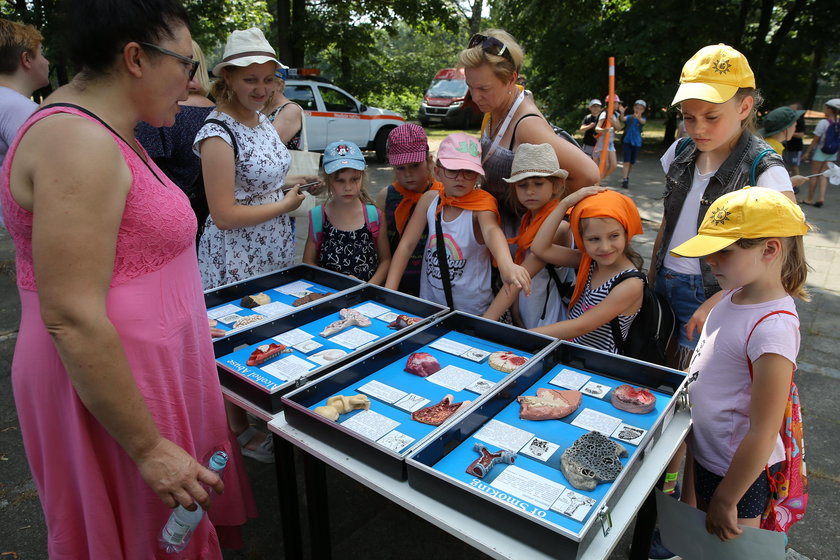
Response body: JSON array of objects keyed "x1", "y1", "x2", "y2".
[{"x1": 212, "y1": 27, "x2": 281, "y2": 76}]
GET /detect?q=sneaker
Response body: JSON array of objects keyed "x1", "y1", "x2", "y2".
[
  {"x1": 648, "y1": 528, "x2": 680, "y2": 560},
  {"x1": 621, "y1": 178, "x2": 629, "y2": 189}
]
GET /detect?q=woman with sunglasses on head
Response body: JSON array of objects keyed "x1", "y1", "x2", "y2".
[
  {"x1": 459, "y1": 30, "x2": 600, "y2": 233},
  {"x1": 1, "y1": 1, "x2": 256, "y2": 557}
]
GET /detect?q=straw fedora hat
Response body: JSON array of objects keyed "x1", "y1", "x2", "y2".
[
  {"x1": 212, "y1": 27, "x2": 282, "y2": 76},
  {"x1": 504, "y1": 143, "x2": 569, "y2": 183}
]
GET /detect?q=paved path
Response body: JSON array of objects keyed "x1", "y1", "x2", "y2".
[{"x1": 1, "y1": 142, "x2": 837, "y2": 559}]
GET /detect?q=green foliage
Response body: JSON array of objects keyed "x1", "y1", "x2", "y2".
[
  {"x1": 184, "y1": 0, "x2": 272, "y2": 59},
  {"x1": 495, "y1": 0, "x2": 839, "y2": 124},
  {"x1": 313, "y1": 21, "x2": 469, "y2": 118},
  {"x1": 363, "y1": 90, "x2": 421, "y2": 119}
]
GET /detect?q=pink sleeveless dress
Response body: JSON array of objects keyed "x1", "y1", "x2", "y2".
[{"x1": 1, "y1": 106, "x2": 256, "y2": 559}]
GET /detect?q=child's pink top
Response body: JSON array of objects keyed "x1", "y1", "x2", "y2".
[{"x1": 687, "y1": 290, "x2": 799, "y2": 476}]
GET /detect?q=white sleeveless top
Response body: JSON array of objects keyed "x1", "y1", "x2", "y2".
[
  {"x1": 420, "y1": 194, "x2": 493, "y2": 316},
  {"x1": 518, "y1": 251, "x2": 570, "y2": 328}
]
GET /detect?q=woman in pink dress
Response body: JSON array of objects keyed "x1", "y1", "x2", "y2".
[{"x1": 1, "y1": 1, "x2": 255, "y2": 558}]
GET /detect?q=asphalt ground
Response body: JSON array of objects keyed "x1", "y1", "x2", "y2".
[{"x1": 1, "y1": 140, "x2": 838, "y2": 559}]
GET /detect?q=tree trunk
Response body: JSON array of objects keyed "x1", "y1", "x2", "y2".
[
  {"x1": 469, "y1": 0, "x2": 483, "y2": 34},
  {"x1": 290, "y1": 0, "x2": 306, "y2": 67},
  {"x1": 276, "y1": 0, "x2": 292, "y2": 65}
]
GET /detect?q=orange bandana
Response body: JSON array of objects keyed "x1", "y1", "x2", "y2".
[
  {"x1": 567, "y1": 191, "x2": 643, "y2": 309},
  {"x1": 393, "y1": 180, "x2": 443, "y2": 235},
  {"x1": 437, "y1": 188, "x2": 501, "y2": 224},
  {"x1": 507, "y1": 200, "x2": 559, "y2": 264}
]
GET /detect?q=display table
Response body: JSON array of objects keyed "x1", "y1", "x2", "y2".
[{"x1": 268, "y1": 407, "x2": 690, "y2": 559}]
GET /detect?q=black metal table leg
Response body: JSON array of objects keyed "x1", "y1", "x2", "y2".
[
  {"x1": 629, "y1": 488, "x2": 658, "y2": 560},
  {"x1": 274, "y1": 433, "x2": 303, "y2": 559},
  {"x1": 302, "y1": 451, "x2": 331, "y2": 559}
]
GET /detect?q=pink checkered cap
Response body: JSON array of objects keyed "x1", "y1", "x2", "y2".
[
  {"x1": 387, "y1": 123, "x2": 429, "y2": 165},
  {"x1": 437, "y1": 132, "x2": 484, "y2": 176}
]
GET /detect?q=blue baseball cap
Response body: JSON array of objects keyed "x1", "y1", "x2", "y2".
[{"x1": 323, "y1": 141, "x2": 366, "y2": 174}]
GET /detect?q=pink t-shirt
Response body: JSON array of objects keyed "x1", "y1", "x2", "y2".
[{"x1": 687, "y1": 290, "x2": 799, "y2": 476}]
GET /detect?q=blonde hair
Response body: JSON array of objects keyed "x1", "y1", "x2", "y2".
[
  {"x1": 735, "y1": 236, "x2": 810, "y2": 301},
  {"x1": 322, "y1": 168, "x2": 374, "y2": 204},
  {"x1": 0, "y1": 18, "x2": 42, "y2": 75},
  {"x1": 209, "y1": 67, "x2": 235, "y2": 105},
  {"x1": 734, "y1": 87, "x2": 763, "y2": 133},
  {"x1": 190, "y1": 40, "x2": 210, "y2": 96},
  {"x1": 457, "y1": 28, "x2": 523, "y2": 83}
]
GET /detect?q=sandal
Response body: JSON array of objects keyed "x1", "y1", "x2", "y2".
[{"x1": 236, "y1": 425, "x2": 275, "y2": 463}]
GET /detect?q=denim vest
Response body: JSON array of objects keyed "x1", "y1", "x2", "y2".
[{"x1": 656, "y1": 130, "x2": 785, "y2": 298}]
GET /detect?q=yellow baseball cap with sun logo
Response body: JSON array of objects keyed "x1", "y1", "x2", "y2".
[
  {"x1": 671, "y1": 44, "x2": 756, "y2": 106},
  {"x1": 670, "y1": 187, "x2": 808, "y2": 258}
]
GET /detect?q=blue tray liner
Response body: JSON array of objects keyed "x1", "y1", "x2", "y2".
[
  {"x1": 208, "y1": 279, "x2": 337, "y2": 334},
  {"x1": 216, "y1": 300, "x2": 411, "y2": 390},
  {"x1": 429, "y1": 364, "x2": 671, "y2": 532},
  {"x1": 308, "y1": 330, "x2": 535, "y2": 455}
]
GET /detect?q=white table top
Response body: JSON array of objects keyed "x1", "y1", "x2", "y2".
[{"x1": 269, "y1": 409, "x2": 691, "y2": 560}]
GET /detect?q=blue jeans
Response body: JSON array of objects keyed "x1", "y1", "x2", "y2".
[{"x1": 655, "y1": 266, "x2": 706, "y2": 350}]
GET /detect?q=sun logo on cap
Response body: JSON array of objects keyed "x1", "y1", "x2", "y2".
[
  {"x1": 710, "y1": 205, "x2": 731, "y2": 225},
  {"x1": 335, "y1": 144, "x2": 350, "y2": 156},
  {"x1": 712, "y1": 58, "x2": 732, "y2": 75}
]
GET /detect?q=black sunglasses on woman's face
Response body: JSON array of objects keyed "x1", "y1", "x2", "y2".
[
  {"x1": 467, "y1": 34, "x2": 514, "y2": 64},
  {"x1": 139, "y1": 42, "x2": 199, "y2": 80}
]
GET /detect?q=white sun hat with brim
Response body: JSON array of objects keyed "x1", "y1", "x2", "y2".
[{"x1": 212, "y1": 27, "x2": 281, "y2": 76}]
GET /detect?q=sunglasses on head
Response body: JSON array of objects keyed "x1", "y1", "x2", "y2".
[
  {"x1": 468, "y1": 34, "x2": 514, "y2": 64},
  {"x1": 139, "y1": 42, "x2": 199, "y2": 80}
]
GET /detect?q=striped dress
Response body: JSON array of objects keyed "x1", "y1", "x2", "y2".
[{"x1": 568, "y1": 263, "x2": 640, "y2": 353}]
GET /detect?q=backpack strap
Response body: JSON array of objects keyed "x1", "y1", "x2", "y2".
[
  {"x1": 203, "y1": 118, "x2": 239, "y2": 159},
  {"x1": 308, "y1": 204, "x2": 325, "y2": 249},
  {"x1": 608, "y1": 270, "x2": 647, "y2": 354},
  {"x1": 674, "y1": 136, "x2": 694, "y2": 157},
  {"x1": 749, "y1": 148, "x2": 776, "y2": 185},
  {"x1": 363, "y1": 203, "x2": 380, "y2": 244},
  {"x1": 745, "y1": 310, "x2": 797, "y2": 379},
  {"x1": 745, "y1": 310, "x2": 798, "y2": 477},
  {"x1": 434, "y1": 200, "x2": 455, "y2": 311}
]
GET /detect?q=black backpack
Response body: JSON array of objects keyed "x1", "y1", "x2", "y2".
[{"x1": 608, "y1": 271, "x2": 675, "y2": 366}]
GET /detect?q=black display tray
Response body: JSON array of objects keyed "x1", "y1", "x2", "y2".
[
  {"x1": 213, "y1": 284, "x2": 447, "y2": 412},
  {"x1": 204, "y1": 264, "x2": 363, "y2": 337},
  {"x1": 282, "y1": 312, "x2": 557, "y2": 480},
  {"x1": 406, "y1": 342, "x2": 688, "y2": 558}
]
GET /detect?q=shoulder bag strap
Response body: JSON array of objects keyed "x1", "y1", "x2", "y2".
[
  {"x1": 434, "y1": 202, "x2": 455, "y2": 311},
  {"x1": 204, "y1": 118, "x2": 239, "y2": 160},
  {"x1": 608, "y1": 270, "x2": 647, "y2": 354}
]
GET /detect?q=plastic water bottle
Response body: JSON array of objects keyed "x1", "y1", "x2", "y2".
[{"x1": 159, "y1": 450, "x2": 228, "y2": 554}]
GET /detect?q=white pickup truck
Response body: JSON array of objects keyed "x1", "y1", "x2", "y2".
[{"x1": 284, "y1": 78, "x2": 405, "y2": 162}]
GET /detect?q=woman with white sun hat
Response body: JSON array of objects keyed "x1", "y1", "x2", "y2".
[{"x1": 194, "y1": 27, "x2": 319, "y2": 461}]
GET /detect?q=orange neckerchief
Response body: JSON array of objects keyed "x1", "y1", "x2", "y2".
[
  {"x1": 393, "y1": 179, "x2": 443, "y2": 235},
  {"x1": 507, "y1": 200, "x2": 559, "y2": 264},
  {"x1": 437, "y1": 188, "x2": 501, "y2": 224},
  {"x1": 567, "y1": 191, "x2": 643, "y2": 309}
]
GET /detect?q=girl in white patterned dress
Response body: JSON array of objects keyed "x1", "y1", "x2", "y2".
[{"x1": 195, "y1": 28, "x2": 317, "y2": 291}]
